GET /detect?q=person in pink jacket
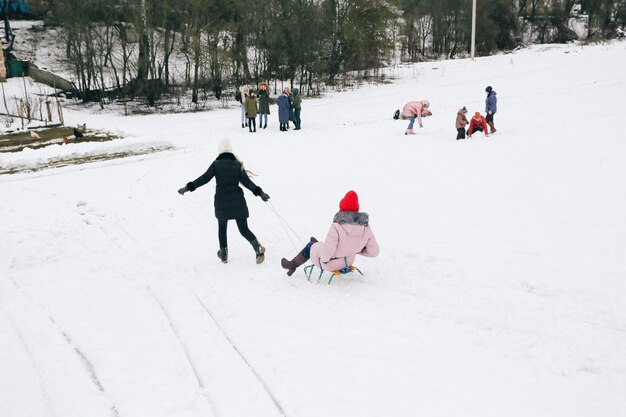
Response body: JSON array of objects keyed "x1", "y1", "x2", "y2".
[
  {"x1": 401, "y1": 100, "x2": 431, "y2": 135},
  {"x1": 281, "y1": 190, "x2": 380, "y2": 276}
]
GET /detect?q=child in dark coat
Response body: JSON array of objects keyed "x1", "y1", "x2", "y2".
[{"x1": 178, "y1": 138, "x2": 270, "y2": 264}]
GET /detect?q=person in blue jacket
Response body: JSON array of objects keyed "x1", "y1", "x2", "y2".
[
  {"x1": 277, "y1": 87, "x2": 292, "y2": 132},
  {"x1": 485, "y1": 86, "x2": 497, "y2": 134}
]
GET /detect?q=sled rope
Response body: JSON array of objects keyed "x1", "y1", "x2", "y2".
[{"x1": 265, "y1": 201, "x2": 303, "y2": 251}]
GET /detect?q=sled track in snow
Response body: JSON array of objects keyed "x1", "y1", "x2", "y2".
[
  {"x1": 146, "y1": 287, "x2": 219, "y2": 417},
  {"x1": 0, "y1": 302, "x2": 58, "y2": 417},
  {"x1": 1, "y1": 278, "x2": 121, "y2": 417},
  {"x1": 186, "y1": 287, "x2": 289, "y2": 417}
]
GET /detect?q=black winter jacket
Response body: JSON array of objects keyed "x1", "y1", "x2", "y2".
[
  {"x1": 186, "y1": 153, "x2": 265, "y2": 220},
  {"x1": 257, "y1": 89, "x2": 271, "y2": 114}
]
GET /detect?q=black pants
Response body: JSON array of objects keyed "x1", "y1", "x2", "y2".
[
  {"x1": 468, "y1": 127, "x2": 484, "y2": 136},
  {"x1": 248, "y1": 118, "x2": 256, "y2": 132},
  {"x1": 456, "y1": 127, "x2": 466, "y2": 139},
  {"x1": 218, "y1": 218, "x2": 257, "y2": 248},
  {"x1": 486, "y1": 113, "x2": 494, "y2": 123}
]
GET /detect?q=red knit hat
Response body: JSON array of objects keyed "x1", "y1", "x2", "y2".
[{"x1": 339, "y1": 190, "x2": 359, "y2": 212}]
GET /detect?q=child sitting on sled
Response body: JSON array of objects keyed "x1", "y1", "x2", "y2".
[{"x1": 281, "y1": 190, "x2": 380, "y2": 276}]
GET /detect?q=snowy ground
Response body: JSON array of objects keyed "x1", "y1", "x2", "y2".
[{"x1": 1, "y1": 41, "x2": 626, "y2": 417}]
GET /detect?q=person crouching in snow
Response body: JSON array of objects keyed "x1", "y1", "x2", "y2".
[
  {"x1": 177, "y1": 138, "x2": 270, "y2": 264},
  {"x1": 456, "y1": 106, "x2": 469, "y2": 140},
  {"x1": 467, "y1": 112, "x2": 489, "y2": 138},
  {"x1": 401, "y1": 100, "x2": 430, "y2": 135},
  {"x1": 281, "y1": 190, "x2": 380, "y2": 276}
]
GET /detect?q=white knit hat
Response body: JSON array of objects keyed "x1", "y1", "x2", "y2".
[{"x1": 218, "y1": 138, "x2": 233, "y2": 154}]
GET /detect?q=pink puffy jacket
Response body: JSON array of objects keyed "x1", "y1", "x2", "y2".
[
  {"x1": 402, "y1": 101, "x2": 428, "y2": 125},
  {"x1": 309, "y1": 211, "x2": 380, "y2": 271}
]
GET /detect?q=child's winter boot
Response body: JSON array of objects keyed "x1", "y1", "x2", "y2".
[
  {"x1": 488, "y1": 122, "x2": 497, "y2": 134},
  {"x1": 217, "y1": 247, "x2": 228, "y2": 263},
  {"x1": 281, "y1": 250, "x2": 308, "y2": 276},
  {"x1": 281, "y1": 238, "x2": 317, "y2": 276},
  {"x1": 251, "y1": 239, "x2": 265, "y2": 264},
  {"x1": 405, "y1": 128, "x2": 415, "y2": 135}
]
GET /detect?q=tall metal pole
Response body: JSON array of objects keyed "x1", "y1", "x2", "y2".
[{"x1": 471, "y1": 0, "x2": 477, "y2": 60}]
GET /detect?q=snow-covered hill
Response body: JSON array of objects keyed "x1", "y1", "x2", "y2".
[{"x1": 1, "y1": 42, "x2": 625, "y2": 417}]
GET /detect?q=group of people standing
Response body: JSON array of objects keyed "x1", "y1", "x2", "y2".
[
  {"x1": 235, "y1": 83, "x2": 303, "y2": 133},
  {"x1": 276, "y1": 86, "x2": 302, "y2": 131},
  {"x1": 455, "y1": 86, "x2": 498, "y2": 139}
]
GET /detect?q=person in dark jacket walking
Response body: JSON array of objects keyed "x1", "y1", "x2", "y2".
[
  {"x1": 292, "y1": 88, "x2": 302, "y2": 130},
  {"x1": 276, "y1": 87, "x2": 291, "y2": 131},
  {"x1": 485, "y1": 86, "x2": 497, "y2": 134},
  {"x1": 177, "y1": 138, "x2": 270, "y2": 264},
  {"x1": 257, "y1": 82, "x2": 271, "y2": 129}
]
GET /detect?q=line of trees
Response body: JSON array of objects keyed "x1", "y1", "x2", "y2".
[{"x1": 36, "y1": 0, "x2": 626, "y2": 107}]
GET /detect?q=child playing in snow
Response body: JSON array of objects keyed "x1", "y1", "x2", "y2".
[
  {"x1": 456, "y1": 106, "x2": 469, "y2": 140},
  {"x1": 177, "y1": 138, "x2": 270, "y2": 264},
  {"x1": 281, "y1": 190, "x2": 380, "y2": 276},
  {"x1": 467, "y1": 112, "x2": 489, "y2": 138},
  {"x1": 399, "y1": 100, "x2": 431, "y2": 135}
]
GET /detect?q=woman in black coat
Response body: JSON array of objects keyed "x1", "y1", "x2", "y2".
[
  {"x1": 257, "y1": 82, "x2": 271, "y2": 129},
  {"x1": 178, "y1": 138, "x2": 270, "y2": 264}
]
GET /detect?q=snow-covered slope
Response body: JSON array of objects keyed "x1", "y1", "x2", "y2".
[{"x1": 1, "y1": 42, "x2": 625, "y2": 417}]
